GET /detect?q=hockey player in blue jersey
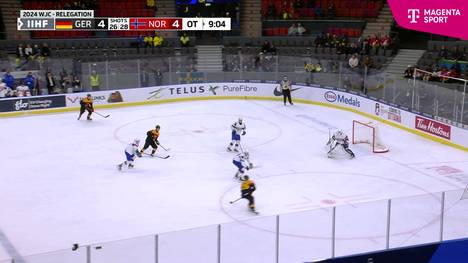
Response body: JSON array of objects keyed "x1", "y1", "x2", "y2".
[
  {"x1": 232, "y1": 151, "x2": 253, "y2": 180},
  {"x1": 227, "y1": 118, "x2": 246, "y2": 152},
  {"x1": 118, "y1": 139, "x2": 142, "y2": 171}
]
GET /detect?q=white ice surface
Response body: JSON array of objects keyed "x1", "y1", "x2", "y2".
[{"x1": 1, "y1": 100, "x2": 468, "y2": 262}]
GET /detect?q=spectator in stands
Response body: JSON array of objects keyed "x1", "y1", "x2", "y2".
[
  {"x1": 24, "y1": 44, "x2": 33, "y2": 60},
  {"x1": 404, "y1": 65, "x2": 415, "y2": 78},
  {"x1": 438, "y1": 45, "x2": 449, "y2": 59},
  {"x1": 41, "y1": 43, "x2": 51, "y2": 57},
  {"x1": 363, "y1": 55, "x2": 373, "y2": 71},
  {"x1": 294, "y1": 0, "x2": 303, "y2": 9},
  {"x1": 327, "y1": 1, "x2": 335, "y2": 19},
  {"x1": 0, "y1": 82, "x2": 13, "y2": 98},
  {"x1": 261, "y1": 41, "x2": 272, "y2": 53},
  {"x1": 281, "y1": 8, "x2": 291, "y2": 20},
  {"x1": 315, "y1": 5, "x2": 324, "y2": 18},
  {"x1": 346, "y1": 43, "x2": 360, "y2": 56},
  {"x1": 314, "y1": 33, "x2": 325, "y2": 48},
  {"x1": 362, "y1": 35, "x2": 371, "y2": 55},
  {"x1": 33, "y1": 44, "x2": 41, "y2": 57},
  {"x1": 45, "y1": 71, "x2": 56, "y2": 94},
  {"x1": 254, "y1": 52, "x2": 264, "y2": 71},
  {"x1": 381, "y1": 35, "x2": 391, "y2": 50},
  {"x1": 297, "y1": 23, "x2": 306, "y2": 36},
  {"x1": 267, "y1": 2, "x2": 276, "y2": 19},
  {"x1": 348, "y1": 54, "x2": 359, "y2": 69},
  {"x1": 180, "y1": 33, "x2": 190, "y2": 47},
  {"x1": 16, "y1": 44, "x2": 24, "y2": 59},
  {"x1": 147, "y1": 0, "x2": 156, "y2": 9},
  {"x1": 154, "y1": 69, "x2": 163, "y2": 86},
  {"x1": 15, "y1": 81, "x2": 31, "y2": 97},
  {"x1": 72, "y1": 74, "x2": 82, "y2": 92},
  {"x1": 288, "y1": 23, "x2": 297, "y2": 36},
  {"x1": 137, "y1": 35, "x2": 144, "y2": 53},
  {"x1": 269, "y1": 44, "x2": 277, "y2": 55},
  {"x1": 370, "y1": 35, "x2": 381, "y2": 55},
  {"x1": 60, "y1": 69, "x2": 70, "y2": 92},
  {"x1": 2, "y1": 71, "x2": 15, "y2": 89},
  {"x1": 25, "y1": 72, "x2": 35, "y2": 95},
  {"x1": 89, "y1": 70, "x2": 100, "y2": 91},
  {"x1": 144, "y1": 35, "x2": 153, "y2": 48},
  {"x1": 153, "y1": 33, "x2": 164, "y2": 48}
]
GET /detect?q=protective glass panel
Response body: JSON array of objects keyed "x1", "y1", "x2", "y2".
[
  {"x1": 20, "y1": 247, "x2": 86, "y2": 263},
  {"x1": 90, "y1": 235, "x2": 154, "y2": 263},
  {"x1": 442, "y1": 189, "x2": 468, "y2": 240},
  {"x1": 159, "y1": 225, "x2": 218, "y2": 263}
]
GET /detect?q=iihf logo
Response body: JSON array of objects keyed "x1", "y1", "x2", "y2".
[{"x1": 408, "y1": 9, "x2": 420, "y2": 23}]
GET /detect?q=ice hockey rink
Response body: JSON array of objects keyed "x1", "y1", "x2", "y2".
[{"x1": 1, "y1": 99, "x2": 468, "y2": 262}]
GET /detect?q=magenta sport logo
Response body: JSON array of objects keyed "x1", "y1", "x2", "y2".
[
  {"x1": 408, "y1": 9, "x2": 420, "y2": 23},
  {"x1": 388, "y1": 0, "x2": 467, "y2": 39}
]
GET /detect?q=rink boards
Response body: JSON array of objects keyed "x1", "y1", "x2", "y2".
[{"x1": 0, "y1": 81, "x2": 467, "y2": 151}]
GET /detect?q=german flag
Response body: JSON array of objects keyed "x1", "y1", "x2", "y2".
[{"x1": 55, "y1": 20, "x2": 73, "y2": 30}]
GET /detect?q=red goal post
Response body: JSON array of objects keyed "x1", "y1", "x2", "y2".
[{"x1": 352, "y1": 120, "x2": 389, "y2": 153}]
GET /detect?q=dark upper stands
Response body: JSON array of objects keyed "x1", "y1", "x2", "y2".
[
  {"x1": 262, "y1": 0, "x2": 382, "y2": 19},
  {"x1": 261, "y1": 0, "x2": 383, "y2": 36}
]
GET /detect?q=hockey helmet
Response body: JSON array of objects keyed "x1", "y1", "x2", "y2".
[
  {"x1": 155, "y1": 125, "x2": 160, "y2": 130},
  {"x1": 242, "y1": 175, "x2": 249, "y2": 181},
  {"x1": 283, "y1": 75, "x2": 288, "y2": 80},
  {"x1": 238, "y1": 118, "x2": 243, "y2": 124},
  {"x1": 133, "y1": 138, "x2": 140, "y2": 146},
  {"x1": 243, "y1": 151, "x2": 249, "y2": 159}
]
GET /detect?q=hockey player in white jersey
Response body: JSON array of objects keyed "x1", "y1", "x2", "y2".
[
  {"x1": 118, "y1": 139, "x2": 142, "y2": 171},
  {"x1": 327, "y1": 130, "x2": 355, "y2": 158},
  {"x1": 227, "y1": 118, "x2": 246, "y2": 152},
  {"x1": 232, "y1": 151, "x2": 253, "y2": 180}
]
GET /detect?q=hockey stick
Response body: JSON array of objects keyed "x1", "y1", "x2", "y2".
[
  {"x1": 229, "y1": 197, "x2": 242, "y2": 204},
  {"x1": 142, "y1": 152, "x2": 170, "y2": 159},
  {"x1": 94, "y1": 111, "x2": 110, "y2": 118},
  {"x1": 158, "y1": 144, "x2": 170, "y2": 151}
]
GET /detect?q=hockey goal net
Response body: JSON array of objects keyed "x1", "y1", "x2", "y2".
[{"x1": 352, "y1": 120, "x2": 389, "y2": 153}]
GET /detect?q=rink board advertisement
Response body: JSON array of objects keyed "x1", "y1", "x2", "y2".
[
  {"x1": 2, "y1": 82, "x2": 467, "y2": 150},
  {"x1": 0, "y1": 95, "x2": 66, "y2": 112}
]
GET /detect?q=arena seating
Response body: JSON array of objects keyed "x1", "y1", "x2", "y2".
[{"x1": 261, "y1": 0, "x2": 382, "y2": 19}]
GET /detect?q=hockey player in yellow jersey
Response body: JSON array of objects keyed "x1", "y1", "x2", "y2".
[{"x1": 241, "y1": 175, "x2": 257, "y2": 214}]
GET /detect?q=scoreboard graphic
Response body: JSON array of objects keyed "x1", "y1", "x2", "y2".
[{"x1": 17, "y1": 10, "x2": 231, "y2": 31}]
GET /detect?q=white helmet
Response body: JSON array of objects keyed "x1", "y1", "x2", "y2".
[
  {"x1": 133, "y1": 138, "x2": 140, "y2": 146},
  {"x1": 238, "y1": 118, "x2": 243, "y2": 124},
  {"x1": 336, "y1": 130, "x2": 344, "y2": 136},
  {"x1": 243, "y1": 151, "x2": 249, "y2": 159}
]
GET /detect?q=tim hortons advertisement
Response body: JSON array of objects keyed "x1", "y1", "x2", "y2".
[
  {"x1": 0, "y1": 95, "x2": 66, "y2": 112},
  {"x1": 415, "y1": 116, "x2": 451, "y2": 140}
]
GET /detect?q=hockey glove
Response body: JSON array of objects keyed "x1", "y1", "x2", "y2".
[
  {"x1": 136, "y1": 151, "x2": 142, "y2": 157},
  {"x1": 242, "y1": 131, "x2": 246, "y2": 135}
]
